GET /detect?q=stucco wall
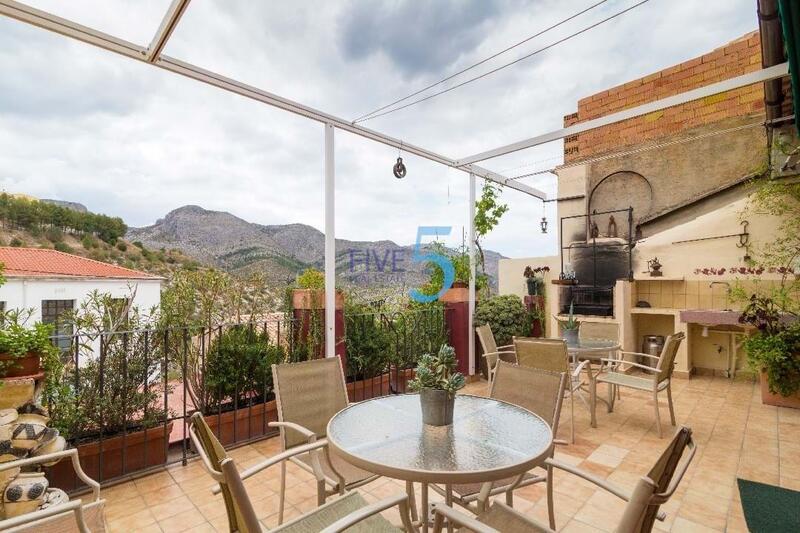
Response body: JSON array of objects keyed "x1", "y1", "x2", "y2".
[
  {"x1": 498, "y1": 256, "x2": 561, "y2": 298},
  {"x1": 0, "y1": 278, "x2": 163, "y2": 322}
]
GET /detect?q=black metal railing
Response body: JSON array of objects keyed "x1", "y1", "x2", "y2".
[
  {"x1": 344, "y1": 307, "x2": 448, "y2": 400},
  {"x1": 43, "y1": 307, "x2": 448, "y2": 492}
]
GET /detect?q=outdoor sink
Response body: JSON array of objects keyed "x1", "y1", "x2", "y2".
[{"x1": 679, "y1": 309, "x2": 742, "y2": 326}]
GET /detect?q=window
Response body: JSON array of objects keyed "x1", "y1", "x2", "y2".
[{"x1": 42, "y1": 299, "x2": 75, "y2": 353}]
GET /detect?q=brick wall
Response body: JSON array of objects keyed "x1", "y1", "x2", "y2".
[{"x1": 563, "y1": 31, "x2": 765, "y2": 163}]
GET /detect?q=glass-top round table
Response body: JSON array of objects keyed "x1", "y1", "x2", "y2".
[
  {"x1": 565, "y1": 338, "x2": 621, "y2": 359},
  {"x1": 327, "y1": 393, "x2": 553, "y2": 532}
]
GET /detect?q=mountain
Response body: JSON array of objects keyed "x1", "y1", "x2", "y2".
[
  {"x1": 128, "y1": 205, "x2": 505, "y2": 289},
  {"x1": 40, "y1": 199, "x2": 89, "y2": 213}
]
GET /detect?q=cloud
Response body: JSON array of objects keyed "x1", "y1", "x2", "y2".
[
  {"x1": 339, "y1": 0, "x2": 504, "y2": 77},
  {"x1": 0, "y1": 0, "x2": 758, "y2": 259}
]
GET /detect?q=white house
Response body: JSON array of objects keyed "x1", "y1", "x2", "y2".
[{"x1": 0, "y1": 247, "x2": 163, "y2": 336}]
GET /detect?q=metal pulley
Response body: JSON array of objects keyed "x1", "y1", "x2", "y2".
[{"x1": 393, "y1": 156, "x2": 407, "y2": 179}]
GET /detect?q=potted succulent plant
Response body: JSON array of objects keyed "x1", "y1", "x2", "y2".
[
  {"x1": 0, "y1": 310, "x2": 59, "y2": 379},
  {"x1": 408, "y1": 345, "x2": 465, "y2": 426},
  {"x1": 555, "y1": 301, "x2": 581, "y2": 346}
]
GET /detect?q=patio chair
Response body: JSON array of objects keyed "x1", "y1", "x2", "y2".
[
  {"x1": 0, "y1": 449, "x2": 106, "y2": 532},
  {"x1": 475, "y1": 324, "x2": 516, "y2": 387},
  {"x1": 512, "y1": 337, "x2": 588, "y2": 443},
  {"x1": 590, "y1": 332, "x2": 685, "y2": 438},
  {"x1": 271, "y1": 357, "x2": 378, "y2": 524},
  {"x1": 432, "y1": 362, "x2": 566, "y2": 529},
  {"x1": 431, "y1": 426, "x2": 695, "y2": 533},
  {"x1": 578, "y1": 322, "x2": 619, "y2": 343},
  {"x1": 188, "y1": 412, "x2": 415, "y2": 533}
]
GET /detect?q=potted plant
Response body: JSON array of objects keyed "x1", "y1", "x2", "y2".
[
  {"x1": 523, "y1": 266, "x2": 549, "y2": 296},
  {"x1": 555, "y1": 301, "x2": 581, "y2": 346},
  {"x1": 0, "y1": 310, "x2": 58, "y2": 379},
  {"x1": 739, "y1": 295, "x2": 800, "y2": 408},
  {"x1": 408, "y1": 345, "x2": 465, "y2": 426}
]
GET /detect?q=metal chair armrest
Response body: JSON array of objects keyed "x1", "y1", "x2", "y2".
[
  {"x1": 571, "y1": 359, "x2": 590, "y2": 378},
  {"x1": 481, "y1": 350, "x2": 516, "y2": 358},
  {"x1": 269, "y1": 421, "x2": 317, "y2": 443},
  {"x1": 432, "y1": 503, "x2": 499, "y2": 533},
  {"x1": 0, "y1": 449, "x2": 100, "y2": 502},
  {"x1": 546, "y1": 459, "x2": 666, "y2": 520},
  {"x1": 497, "y1": 344, "x2": 514, "y2": 350},
  {"x1": 211, "y1": 440, "x2": 328, "y2": 495},
  {"x1": 620, "y1": 351, "x2": 661, "y2": 361},
  {"x1": 0, "y1": 499, "x2": 88, "y2": 533},
  {"x1": 600, "y1": 358, "x2": 660, "y2": 374},
  {"x1": 320, "y1": 492, "x2": 416, "y2": 533}
]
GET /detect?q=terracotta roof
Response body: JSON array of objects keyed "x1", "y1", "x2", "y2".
[{"x1": 0, "y1": 247, "x2": 162, "y2": 280}]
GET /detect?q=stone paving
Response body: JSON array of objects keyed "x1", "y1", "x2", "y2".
[{"x1": 100, "y1": 375, "x2": 800, "y2": 532}]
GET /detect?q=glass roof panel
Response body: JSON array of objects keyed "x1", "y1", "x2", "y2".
[{"x1": 24, "y1": 0, "x2": 172, "y2": 45}]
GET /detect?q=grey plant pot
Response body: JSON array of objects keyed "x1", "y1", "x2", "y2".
[
  {"x1": 420, "y1": 388, "x2": 455, "y2": 426},
  {"x1": 563, "y1": 328, "x2": 579, "y2": 347}
]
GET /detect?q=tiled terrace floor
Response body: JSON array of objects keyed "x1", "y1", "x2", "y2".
[{"x1": 101, "y1": 375, "x2": 800, "y2": 532}]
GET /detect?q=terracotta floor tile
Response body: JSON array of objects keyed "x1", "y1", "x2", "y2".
[
  {"x1": 157, "y1": 507, "x2": 207, "y2": 533},
  {"x1": 94, "y1": 375, "x2": 788, "y2": 531}
]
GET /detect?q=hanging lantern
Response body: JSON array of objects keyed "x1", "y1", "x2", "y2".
[
  {"x1": 540, "y1": 216, "x2": 548, "y2": 234},
  {"x1": 393, "y1": 157, "x2": 407, "y2": 179}
]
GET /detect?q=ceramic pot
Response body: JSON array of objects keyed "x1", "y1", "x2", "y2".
[
  {"x1": 11, "y1": 414, "x2": 50, "y2": 450},
  {"x1": 562, "y1": 329, "x2": 579, "y2": 347},
  {"x1": 420, "y1": 389, "x2": 455, "y2": 426},
  {"x1": 0, "y1": 378, "x2": 35, "y2": 411},
  {"x1": 3, "y1": 471, "x2": 48, "y2": 518}
]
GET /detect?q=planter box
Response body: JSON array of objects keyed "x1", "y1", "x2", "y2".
[
  {"x1": 439, "y1": 287, "x2": 469, "y2": 303},
  {"x1": 46, "y1": 422, "x2": 173, "y2": 492},
  {"x1": 760, "y1": 371, "x2": 800, "y2": 409},
  {"x1": 292, "y1": 289, "x2": 344, "y2": 310},
  {"x1": 204, "y1": 400, "x2": 278, "y2": 446},
  {"x1": 346, "y1": 369, "x2": 415, "y2": 401}
]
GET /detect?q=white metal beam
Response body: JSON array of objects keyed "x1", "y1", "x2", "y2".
[
  {"x1": 0, "y1": 0, "x2": 547, "y2": 200},
  {"x1": 324, "y1": 124, "x2": 336, "y2": 358},
  {"x1": 146, "y1": 0, "x2": 191, "y2": 63},
  {"x1": 467, "y1": 173, "x2": 476, "y2": 376},
  {"x1": 457, "y1": 62, "x2": 790, "y2": 166}
]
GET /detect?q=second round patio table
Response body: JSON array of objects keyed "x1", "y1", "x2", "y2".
[{"x1": 326, "y1": 393, "x2": 553, "y2": 532}]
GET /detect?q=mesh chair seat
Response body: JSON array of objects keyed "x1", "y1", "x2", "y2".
[
  {"x1": 597, "y1": 372, "x2": 668, "y2": 391},
  {"x1": 450, "y1": 471, "x2": 544, "y2": 500},
  {"x1": 293, "y1": 449, "x2": 376, "y2": 487},
  {"x1": 274, "y1": 491, "x2": 399, "y2": 533},
  {"x1": 456, "y1": 502, "x2": 549, "y2": 533}
]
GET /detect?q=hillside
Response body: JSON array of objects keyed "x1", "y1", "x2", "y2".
[
  {"x1": 0, "y1": 226, "x2": 202, "y2": 277},
  {"x1": 128, "y1": 205, "x2": 505, "y2": 289}
]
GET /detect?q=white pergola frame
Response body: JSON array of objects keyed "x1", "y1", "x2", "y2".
[{"x1": 0, "y1": 0, "x2": 788, "y2": 373}]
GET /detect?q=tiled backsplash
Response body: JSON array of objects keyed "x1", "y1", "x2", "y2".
[{"x1": 632, "y1": 280, "x2": 788, "y2": 310}]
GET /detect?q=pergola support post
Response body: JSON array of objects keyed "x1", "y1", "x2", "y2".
[
  {"x1": 324, "y1": 123, "x2": 336, "y2": 358},
  {"x1": 468, "y1": 173, "x2": 476, "y2": 376}
]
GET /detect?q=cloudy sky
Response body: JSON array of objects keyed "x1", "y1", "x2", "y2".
[{"x1": 0, "y1": 0, "x2": 757, "y2": 257}]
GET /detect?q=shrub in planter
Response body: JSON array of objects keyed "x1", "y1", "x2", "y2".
[
  {"x1": 344, "y1": 307, "x2": 391, "y2": 381},
  {"x1": 199, "y1": 326, "x2": 284, "y2": 413},
  {"x1": 46, "y1": 291, "x2": 171, "y2": 489},
  {"x1": 473, "y1": 295, "x2": 528, "y2": 347}
]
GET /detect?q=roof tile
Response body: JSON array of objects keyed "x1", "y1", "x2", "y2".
[{"x1": 0, "y1": 247, "x2": 161, "y2": 280}]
